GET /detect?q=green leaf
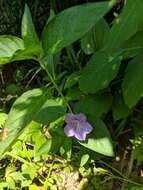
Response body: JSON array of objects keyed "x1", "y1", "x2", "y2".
[
  {"x1": 21, "y1": 4, "x2": 42, "y2": 59},
  {"x1": 122, "y1": 55, "x2": 143, "y2": 107},
  {"x1": 0, "y1": 182, "x2": 8, "y2": 190},
  {"x1": 66, "y1": 87, "x2": 83, "y2": 101},
  {"x1": 42, "y1": 1, "x2": 115, "y2": 54},
  {"x1": 81, "y1": 18, "x2": 110, "y2": 54},
  {"x1": 0, "y1": 113, "x2": 8, "y2": 128},
  {"x1": 9, "y1": 171, "x2": 25, "y2": 181},
  {"x1": 35, "y1": 98, "x2": 65, "y2": 124},
  {"x1": 0, "y1": 89, "x2": 65, "y2": 158},
  {"x1": 47, "y1": 125, "x2": 72, "y2": 158},
  {"x1": 22, "y1": 164, "x2": 37, "y2": 179},
  {"x1": 36, "y1": 139, "x2": 52, "y2": 157},
  {"x1": 64, "y1": 72, "x2": 80, "y2": 89},
  {"x1": 122, "y1": 31, "x2": 143, "y2": 59},
  {"x1": 6, "y1": 177, "x2": 15, "y2": 190},
  {"x1": 74, "y1": 92, "x2": 112, "y2": 117},
  {"x1": 0, "y1": 35, "x2": 24, "y2": 64},
  {"x1": 60, "y1": 137, "x2": 72, "y2": 159},
  {"x1": 112, "y1": 91, "x2": 130, "y2": 121},
  {"x1": 22, "y1": 4, "x2": 39, "y2": 47},
  {"x1": 29, "y1": 185, "x2": 39, "y2": 190},
  {"x1": 104, "y1": 0, "x2": 143, "y2": 53},
  {"x1": 80, "y1": 154, "x2": 90, "y2": 167},
  {"x1": 79, "y1": 118, "x2": 114, "y2": 156},
  {"x1": 79, "y1": 51, "x2": 121, "y2": 93},
  {"x1": 12, "y1": 46, "x2": 42, "y2": 61}
]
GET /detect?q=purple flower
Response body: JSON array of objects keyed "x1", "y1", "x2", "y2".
[{"x1": 64, "y1": 113, "x2": 93, "y2": 141}]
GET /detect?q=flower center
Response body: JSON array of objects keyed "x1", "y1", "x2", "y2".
[{"x1": 72, "y1": 120, "x2": 81, "y2": 131}]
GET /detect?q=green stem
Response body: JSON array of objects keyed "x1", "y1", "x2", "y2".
[
  {"x1": 121, "y1": 150, "x2": 135, "y2": 190},
  {"x1": 41, "y1": 62, "x2": 72, "y2": 113},
  {"x1": 44, "y1": 161, "x2": 54, "y2": 189},
  {"x1": 99, "y1": 160, "x2": 125, "y2": 178},
  {"x1": 5, "y1": 152, "x2": 40, "y2": 169},
  {"x1": 66, "y1": 47, "x2": 75, "y2": 70},
  {"x1": 99, "y1": 160, "x2": 143, "y2": 187},
  {"x1": 112, "y1": 175, "x2": 143, "y2": 187}
]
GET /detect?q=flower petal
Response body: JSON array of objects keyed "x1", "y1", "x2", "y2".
[
  {"x1": 76, "y1": 113, "x2": 87, "y2": 122},
  {"x1": 65, "y1": 113, "x2": 75, "y2": 124},
  {"x1": 64, "y1": 124, "x2": 75, "y2": 137},
  {"x1": 74, "y1": 129, "x2": 87, "y2": 141},
  {"x1": 82, "y1": 122, "x2": 93, "y2": 133}
]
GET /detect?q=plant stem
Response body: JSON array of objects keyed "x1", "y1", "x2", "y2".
[
  {"x1": 99, "y1": 159, "x2": 125, "y2": 178},
  {"x1": 5, "y1": 152, "x2": 40, "y2": 169},
  {"x1": 112, "y1": 175, "x2": 143, "y2": 188},
  {"x1": 44, "y1": 161, "x2": 54, "y2": 189},
  {"x1": 99, "y1": 159, "x2": 143, "y2": 188},
  {"x1": 25, "y1": 68, "x2": 41, "y2": 89},
  {"x1": 121, "y1": 149, "x2": 134, "y2": 190},
  {"x1": 41, "y1": 62, "x2": 72, "y2": 113}
]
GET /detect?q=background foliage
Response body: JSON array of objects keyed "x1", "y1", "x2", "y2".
[{"x1": 1, "y1": 0, "x2": 143, "y2": 189}]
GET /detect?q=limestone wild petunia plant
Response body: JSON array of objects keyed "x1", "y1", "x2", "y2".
[{"x1": 64, "y1": 113, "x2": 93, "y2": 141}]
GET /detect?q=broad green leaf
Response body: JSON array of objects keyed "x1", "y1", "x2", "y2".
[
  {"x1": 0, "y1": 35, "x2": 24, "y2": 64},
  {"x1": 22, "y1": 4, "x2": 39, "y2": 47},
  {"x1": 42, "y1": 1, "x2": 116, "y2": 54},
  {"x1": 81, "y1": 18, "x2": 110, "y2": 54},
  {"x1": 112, "y1": 91, "x2": 130, "y2": 121},
  {"x1": 122, "y1": 55, "x2": 143, "y2": 107},
  {"x1": 0, "y1": 113, "x2": 8, "y2": 128},
  {"x1": 104, "y1": 0, "x2": 143, "y2": 53},
  {"x1": 79, "y1": 118, "x2": 114, "y2": 156},
  {"x1": 12, "y1": 47, "x2": 42, "y2": 61},
  {"x1": 46, "y1": 9, "x2": 55, "y2": 25},
  {"x1": 66, "y1": 87, "x2": 83, "y2": 101},
  {"x1": 122, "y1": 31, "x2": 143, "y2": 59},
  {"x1": 21, "y1": 5, "x2": 42, "y2": 59},
  {"x1": 0, "y1": 89, "x2": 65, "y2": 157},
  {"x1": 34, "y1": 98, "x2": 65, "y2": 124},
  {"x1": 79, "y1": 51, "x2": 121, "y2": 93},
  {"x1": 74, "y1": 92, "x2": 112, "y2": 117}
]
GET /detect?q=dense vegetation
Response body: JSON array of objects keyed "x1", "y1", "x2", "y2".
[{"x1": 0, "y1": 0, "x2": 143, "y2": 189}]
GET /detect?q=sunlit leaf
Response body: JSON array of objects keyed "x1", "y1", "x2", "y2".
[
  {"x1": 104, "y1": 0, "x2": 143, "y2": 53},
  {"x1": 79, "y1": 118, "x2": 114, "y2": 156},
  {"x1": 42, "y1": 1, "x2": 115, "y2": 54},
  {"x1": 22, "y1": 4, "x2": 39, "y2": 46},
  {"x1": 0, "y1": 35, "x2": 24, "y2": 64},
  {"x1": 0, "y1": 89, "x2": 65, "y2": 158}
]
